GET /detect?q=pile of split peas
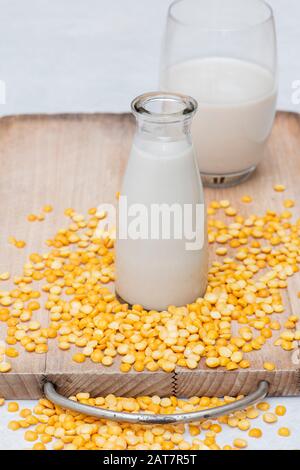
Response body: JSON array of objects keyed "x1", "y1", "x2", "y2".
[
  {"x1": 0, "y1": 396, "x2": 291, "y2": 450},
  {"x1": 0, "y1": 185, "x2": 297, "y2": 450},
  {"x1": 0, "y1": 184, "x2": 300, "y2": 374}
]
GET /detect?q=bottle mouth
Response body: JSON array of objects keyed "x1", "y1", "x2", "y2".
[
  {"x1": 131, "y1": 92, "x2": 198, "y2": 123},
  {"x1": 169, "y1": 0, "x2": 273, "y2": 32}
]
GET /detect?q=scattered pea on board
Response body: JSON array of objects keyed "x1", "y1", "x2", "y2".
[{"x1": 0, "y1": 196, "x2": 300, "y2": 375}]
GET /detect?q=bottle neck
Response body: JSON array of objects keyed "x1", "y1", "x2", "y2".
[
  {"x1": 131, "y1": 92, "x2": 197, "y2": 148},
  {"x1": 135, "y1": 116, "x2": 193, "y2": 144}
]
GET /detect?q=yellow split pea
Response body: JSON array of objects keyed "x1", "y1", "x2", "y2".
[
  {"x1": 275, "y1": 405, "x2": 286, "y2": 416},
  {"x1": 233, "y1": 439, "x2": 247, "y2": 449},
  {"x1": 8, "y1": 402, "x2": 19, "y2": 412},
  {"x1": 42, "y1": 205, "x2": 53, "y2": 213},
  {"x1": 0, "y1": 272, "x2": 10, "y2": 281},
  {"x1": 0, "y1": 362, "x2": 12, "y2": 373},
  {"x1": 248, "y1": 428, "x2": 262, "y2": 438},
  {"x1": 241, "y1": 196, "x2": 252, "y2": 204},
  {"x1": 278, "y1": 427, "x2": 290, "y2": 437},
  {"x1": 263, "y1": 362, "x2": 276, "y2": 371},
  {"x1": 263, "y1": 412, "x2": 277, "y2": 424}
]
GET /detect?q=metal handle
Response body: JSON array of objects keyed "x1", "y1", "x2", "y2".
[{"x1": 44, "y1": 380, "x2": 269, "y2": 425}]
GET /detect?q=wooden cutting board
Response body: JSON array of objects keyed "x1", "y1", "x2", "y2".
[{"x1": 0, "y1": 112, "x2": 300, "y2": 399}]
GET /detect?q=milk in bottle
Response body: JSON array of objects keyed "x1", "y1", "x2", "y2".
[{"x1": 115, "y1": 92, "x2": 208, "y2": 311}]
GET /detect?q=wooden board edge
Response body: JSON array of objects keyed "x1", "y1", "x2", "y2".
[
  {"x1": 0, "y1": 373, "x2": 44, "y2": 399},
  {"x1": 174, "y1": 369, "x2": 300, "y2": 397},
  {"x1": 45, "y1": 372, "x2": 175, "y2": 398}
]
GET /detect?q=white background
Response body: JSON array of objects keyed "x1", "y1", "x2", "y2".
[
  {"x1": 0, "y1": 0, "x2": 299, "y2": 115},
  {"x1": 0, "y1": 0, "x2": 299, "y2": 450}
]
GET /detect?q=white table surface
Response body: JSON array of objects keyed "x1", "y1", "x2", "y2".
[{"x1": 0, "y1": 0, "x2": 299, "y2": 450}]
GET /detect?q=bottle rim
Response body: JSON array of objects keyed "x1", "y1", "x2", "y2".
[
  {"x1": 131, "y1": 91, "x2": 198, "y2": 123},
  {"x1": 168, "y1": 0, "x2": 274, "y2": 32}
]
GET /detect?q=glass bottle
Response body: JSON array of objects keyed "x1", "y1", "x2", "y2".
[{"x1": 115, "y1": 92, "x2": 208, "y2": 311}]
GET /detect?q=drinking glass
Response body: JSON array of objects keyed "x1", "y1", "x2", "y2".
[{"x1": 160, "y1": 0, "x2": 277, "y2": 187}]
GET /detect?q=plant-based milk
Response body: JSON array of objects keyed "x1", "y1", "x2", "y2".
[
  {"x1": 161, "y1": 57, "x2": 277, "y2": 174},
  {"x1": 115, "y1": 138, "x2": 208, "y2": 311}
]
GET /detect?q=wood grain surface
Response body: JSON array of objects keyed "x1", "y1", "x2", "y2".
[{"x1": 0, "y1": 112, "x2": 300, "y2": 399}]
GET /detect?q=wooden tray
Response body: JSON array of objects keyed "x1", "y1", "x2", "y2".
[{"x1": 0, "y1": 112, "x2": 300, "y2": 399}]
